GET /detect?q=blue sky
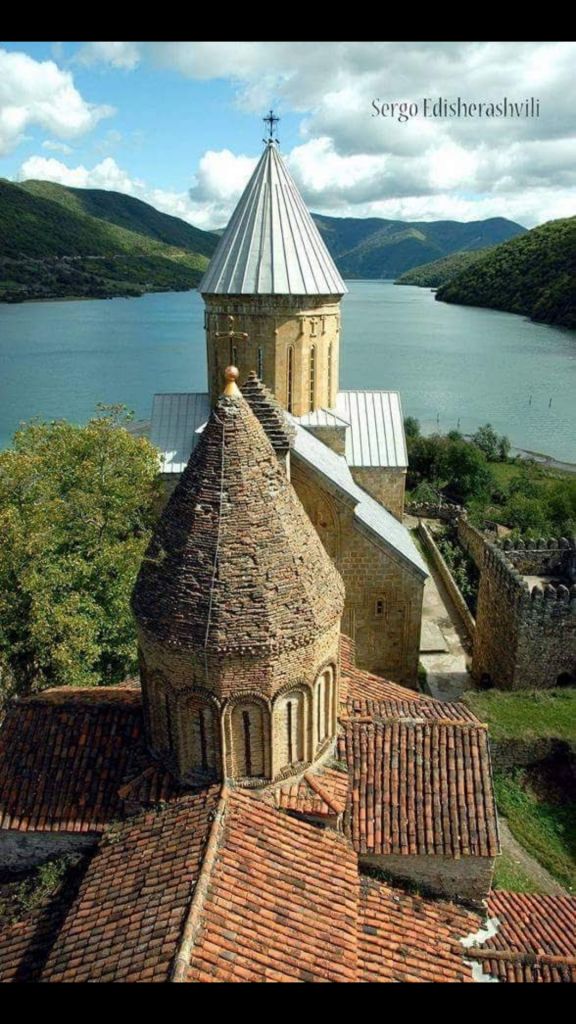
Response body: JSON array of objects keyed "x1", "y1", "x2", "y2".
[{"x1": 1, "y1": 41, "x2": 575, "y2": 229}]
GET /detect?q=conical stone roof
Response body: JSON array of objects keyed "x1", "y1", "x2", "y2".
[
  {"x1": 199, "y1": 142, "x2": 347, "y2": 296},
  {"x1": 132, "y1": 378, "x2": 344, "y2": 655}
]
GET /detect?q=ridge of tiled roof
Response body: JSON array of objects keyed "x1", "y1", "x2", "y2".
[
  {"x1": 132, "y1": 387, "x2": 345, "y2": 656},
  {"x1": 341, "y1": 718, "x2": 500, "y2": 858},
  {"x1": 240, "y1": 371, "x2": 296, "y2": 454},
  {"x1": 41, "y1": 789, "x2": 221, "y2": 983},
  {"x1": 186, "y1": 787, "x2": 359, "y2": 982},
  {"x1": 343, "y1": 696, "x2": 481, "y2": 724}
]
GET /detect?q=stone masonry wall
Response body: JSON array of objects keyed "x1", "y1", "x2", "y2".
[
  {"x1": 350, "y1": 466, "x2": 406, "y2": 521},
  {"x1": 418, "y1": 521, "x2": 476, "y2": 641},
  {"x1": 0, "y1": 830, "x2": 97, "y2": 873},
  {"x1": 291, "y1": 460, "x2": 423, "y2": 688},
  {"x1": 204, "y1": 295, "x2": 341, "y2": 413},
  {"x1": 361, "y1": 853, "x2": 494, "y2": 907},
  {"x1": 457, "y1": 516, "x2": 490, "y2": 571},
  {"x1": 472, "y1": 540, "x2": 576, "y2": 689}
]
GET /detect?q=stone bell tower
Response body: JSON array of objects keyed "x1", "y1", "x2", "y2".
[
  {"x1": 131, "y1": 368, "x2": 345, "y2": 787},
  {"x1": 199, "y1": 114, "x2": 347, "y2": 415}
]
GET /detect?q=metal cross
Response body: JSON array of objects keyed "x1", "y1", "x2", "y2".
[{"x1": 263, "y1": 109, "x2": 280, "y2": 144}]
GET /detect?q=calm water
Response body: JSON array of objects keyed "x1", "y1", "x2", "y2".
[{"x1": 0, "y1": 281, "x2": 575, "y2": 461}]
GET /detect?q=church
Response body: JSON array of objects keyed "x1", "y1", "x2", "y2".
[
  {"x1": 150, "y1": 126, "x2": 427, "y2": 687},
  {"x1": 0, "y1": 124, "x2": 575, "y2": 984}
]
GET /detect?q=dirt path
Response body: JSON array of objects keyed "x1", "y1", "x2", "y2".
[{"x1": 498, "y1": 818, "x2": 567, "y2": 895}]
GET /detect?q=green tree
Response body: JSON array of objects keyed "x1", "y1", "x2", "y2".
[
  {"x1": 472, "y1": 423, "x2": 500, "y2": 461},
  {"x1": 0, "y1": 407, "x2": 162, "y2": 698},
  {"x1": 404, "y1": 416, "x2": 420, "y2": 440},
  {"x1": 440, "y1": 440, "x2": 493, "y2": 505}
]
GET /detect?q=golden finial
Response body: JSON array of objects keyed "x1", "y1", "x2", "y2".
[{"x1": 223, "y1": 365, "x2": 240, "y2": 397}]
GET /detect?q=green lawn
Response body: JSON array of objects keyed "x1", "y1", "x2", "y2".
[
  {"x1": 461, "y1": 688, "x2": 576, "y2": 742},
  {"x1": 492, "y1": 850, "x2": 543, "y2": 894},
  {"x1": 493, "y1": 770, "x2": 576, "y2": 893}
]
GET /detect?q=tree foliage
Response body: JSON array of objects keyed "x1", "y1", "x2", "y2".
[
  {"x1": 436, "y1": 215, "x2": 576, "y2": 328},
  {"x1": 0, "y1": 407, "x2": 162, "y2": 697}
]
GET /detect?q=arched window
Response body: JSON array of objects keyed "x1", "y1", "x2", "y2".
[
  {"x1": 274, "y1": 688, "x2": 308, "y2": 772},
  {"x1": 230, "y1": 341, "x2": 238, "y2": 365},
  {"x1": 287, "y1": 346, "x2": 294, "y2": 413},
  {"x1": 231, "y1": 701, "x2": 268, "y2": 778},
  {"x1": 257, "y1": 347, "x2": 263, "y2": 379},
  {"x1": 557, "y1": 672, "x2": 575, "y2": 688},
  {"x1": 145, "y1": 672, "x2": 171, "y2": 754},
  {"x1": 309, "y1": 345, "x2": 316, "y2": 411},
  {"x1": 315, "y1": 667, "x2": 335, "y2": 750},
  {"x1": 178, "y1": 696, "x2": 218, "y2": 777},
  {"x1": 327, "y1": 342, "x2": 333, "y2": 400}
]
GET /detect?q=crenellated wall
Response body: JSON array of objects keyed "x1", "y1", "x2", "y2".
[{"x1": 472, "y1": 537, "x2": 576, "y2": 690}]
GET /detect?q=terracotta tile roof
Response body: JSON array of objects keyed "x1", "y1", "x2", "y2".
[
  {"x1": 42, "y1": 788, "x2": 221, "y2": 983},
  {"x1": 0, "y1": 689, "x2": 145, "y2": 833},
  {"x1": 473, "y1": 892, "x2": 576, "y2": 983},
  {"x1": 341, "y1": 719, "x2": 500, "y2": 858},
  {"x1": 344, "y1": 695, "x2": 480, "y2": 724},
  {"x1": 186, "y1": 788, "x2": 359, "y2": 982},
  {"x1": 266, "y1": 767, "x2": 349, "y2": 819},
  {"x1": 339, "y1": 633, "x2": 356, "y2": 674},
  {"x1": 358, "y1": 877, "x2": 480, "y2": 982},
  {"x1": 339, "y1": 662, "x2": 422, "y2": 705}
]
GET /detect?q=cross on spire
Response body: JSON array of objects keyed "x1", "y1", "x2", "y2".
[{"x1": 263, "y1": 109, "x2": 280, "y2": 145}]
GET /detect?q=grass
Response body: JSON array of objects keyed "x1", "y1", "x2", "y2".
[
  {"x1": 461, "y1": 688, "x2": 576, "y2": 742},
  {"x1": 492, "y1": 850, "x2": 543, "y2": 894},
  {"x1": 0, "y1": 855, "x2": 79, "y2": 925},
  {"x1": 493, "y1": 770, "x2": 576, "y2": 893}
]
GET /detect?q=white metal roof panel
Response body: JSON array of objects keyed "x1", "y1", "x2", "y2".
[
  {"x1": 199, "y1": 143, "x2": 347, "y2": 297},
  {"x1": 150, "y1": 392, "x2": 210, "y2": 474},
  {"x1": 335, "y1": 391, "x2": 408, "y2": 468},
  {"x1": 296, "y1": 408, "x2": 350, "y2": 429}
]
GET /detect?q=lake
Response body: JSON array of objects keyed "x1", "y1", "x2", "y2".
[{"x1": 0, "y1": 281, "x2": 575, "y2": 461}]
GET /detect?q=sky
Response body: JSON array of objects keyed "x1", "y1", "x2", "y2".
[{"x1": 0, "y1": 40, "x2": 575, "y2": 231}]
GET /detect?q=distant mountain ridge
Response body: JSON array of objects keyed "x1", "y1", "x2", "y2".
[
  {"x1": 0, "y1": 179, "x2": 527, "y2": 302},
  {"x1": 311, "y1": 213, "x2": 526, "y2": 278},
  {"x1": 435, "y1": 216, "x2": 576, "y2": 328},
  {"x1": 0, "y1": 179, "x2": 219, "y2": 302},
  {"x1": 395, "y1": 249, "x2": 497, "y2": 289}
]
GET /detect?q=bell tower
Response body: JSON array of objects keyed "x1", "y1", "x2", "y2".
[{"x1": 199, "y1": 113, "x2": 347, "y2": 415}]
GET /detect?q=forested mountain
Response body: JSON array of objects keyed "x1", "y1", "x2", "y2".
[
  {"x1": 311, "y1": 214, "x2": 526, "y2": 278},
  {"x1": 0, "y1": 179, "x2": 219, "y2": 302},
  {"x1": 395, "y1": 249, "x2": 497, "y2": 288},
  {"x1": 435, "y1": 216, "x2": 576, "y2": 328}
]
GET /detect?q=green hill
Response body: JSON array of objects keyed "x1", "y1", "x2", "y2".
[
  {"x1": 435, "y1": 216, "x2": 576, "y2": 328},
  {"x1": 395, "y1": 248, "x2": 497, "y2": 288},
  {"x1": 312, "y1": 214, "x2": 526, "y2": 278},
  {"x1": 0, "y1": 179, "x2": 219, "y2": 303}
]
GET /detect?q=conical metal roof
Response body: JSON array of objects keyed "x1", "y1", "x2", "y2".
[{"x1": 199, "y1": 142, "x2": 347, "y2": 296}]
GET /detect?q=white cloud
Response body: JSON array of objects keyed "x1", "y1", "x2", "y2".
[
  {"x1": 0, "y1": 48, "x2": 114, "y2": 156},
  {"x1": 18, "y1": 155, "x2": 144, "y2": 194},
  {"x1": 75, "y1": 42, "x2": 141, "y2": 71},
  {"x1": 42, "y1": 139, "x2": 73, "y2": 154}
]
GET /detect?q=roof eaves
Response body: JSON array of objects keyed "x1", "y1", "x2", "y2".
[{"x1": 170, "y1": 788, "x2": 228, "y2": 983}]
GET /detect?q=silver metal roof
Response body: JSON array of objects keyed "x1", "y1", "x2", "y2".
[
  {"x1": 199, "y1": 143, "x2": 347, "y2": 297},
  {"x1": 335, "y1": 391, "x2": 408, "y2": 469},
  {"x1": 150, "y1": 392, "x2": 210, "y2": 475},
  {"x1": 149, "y1": 390, "x2": 426, "y2": 577},
  {"x1": 296, "y1": 408, "x2": 350, "y2": 429},
  {"x1": 289, "y1": 416, "x2": 427, "y2": 578}
]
